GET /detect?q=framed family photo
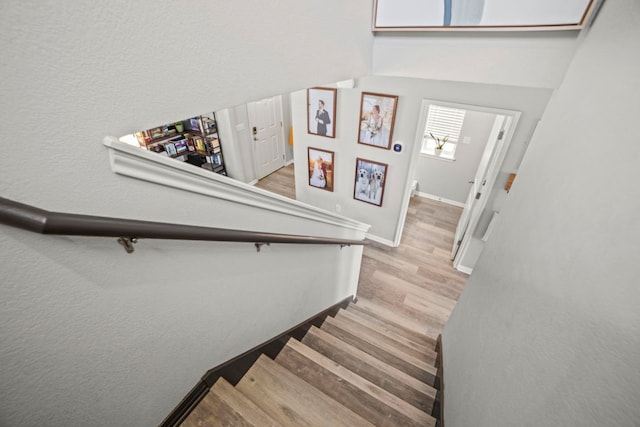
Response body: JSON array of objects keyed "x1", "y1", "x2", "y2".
[
  {"x1": 358, "y1": 92, "x2": 398, "y2": 150},
  {"x1": 307, "y1": 87, "x2": 337, "y2": 138},
  {"x1": 308, "y1": 147, "x2": 335, "y2": 191},
  {"x1": 353, "y1": 158, "x2": 388, "y2": 207}
]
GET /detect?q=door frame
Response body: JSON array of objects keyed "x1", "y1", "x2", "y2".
[
  {"x1": 247, "y1": 94, "x2": 286, "y2": 180},
  {"x1": 397, "y1": 99, "x2": 521, "y2": 263}
]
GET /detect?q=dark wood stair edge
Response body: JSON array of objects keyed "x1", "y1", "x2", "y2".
[
  {"x1": 432, "y1": 334, "x2": 445, "y2": 427},
  {"x1": 158, "y1": 295, "x2": 353, "y2": 427}
]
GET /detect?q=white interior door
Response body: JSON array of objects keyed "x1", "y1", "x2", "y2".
[
  {"x1": 247, "y1": 96, "x2": 285, "y2": 179},
  {"x1": 451, "y1": 115, "x2": 505, "y2": 259},
  {"x1": 452, "y1": 115, "x2": 515, "y2": 267}
]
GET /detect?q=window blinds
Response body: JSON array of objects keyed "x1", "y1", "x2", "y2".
[{"x1": 425, "y1": 105, "x2": 466, "y2": 142}]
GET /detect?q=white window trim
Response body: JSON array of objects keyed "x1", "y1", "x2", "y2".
[{"x1": 420, "y1": 137, "x2": 457, "y2": 161}]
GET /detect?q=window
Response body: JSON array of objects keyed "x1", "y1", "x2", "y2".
[{"x1": 421, "y1": 104, "x2": 466, "y2": 160}]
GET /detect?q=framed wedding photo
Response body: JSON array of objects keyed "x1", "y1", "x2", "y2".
[
  {"x1": 353, "y1": 158, "x2": 388, "y2": 207},
  {"x1": 308, "y1": 147, "x2": 335, "y2": 192},
  {"x1": 358, "y1": 92, "x2": 398, "y2": 150},
  {"x1": 307, "y1": 87, "x2": 337, "y2": 138}
]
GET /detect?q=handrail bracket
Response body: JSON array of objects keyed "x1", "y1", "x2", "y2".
[
  {"x1": 254, "y1": 242, "x2": 270, "y2": 253},
  {"x1": 118, "y1": 237, "x2": 138, "y2": 254}
]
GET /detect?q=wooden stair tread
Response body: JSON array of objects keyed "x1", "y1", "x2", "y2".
[
  {"x1": 236, "y1": 354, "x2": 374, "y2": 427},
  {"x1": 181, "y1": 377, "x2": 279, "y2": 427},
  {"x1": 321, "y1": 316, "x2": 437, "y2": 386},
  {"x1": 354, "y1": 297, "x2": 442, "y2": 342},
  {"x1": 347, "y1": 302, "x2": 438, "y2": 349},
  {"x1": 276, "y1": 338, "x2": 436, "y2": 427},
  {"x1": 302, "y1": 325, "x2": 436, "y2": 413},
  {"x1": 215, "y1": 377, "x2": 281, "y2": 426},
  {"x1": 335, "y1": 308, "x2": 437, "y2": 364}
]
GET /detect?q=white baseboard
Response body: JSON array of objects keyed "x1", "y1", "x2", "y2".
[
  {"x1": 455, "y1": 265, "x2": 473, "y2": 275},
  {"x1": 248, "y1": 179, "x2": 259, "y2": 186},
  {"x1": 365, "y1": 233, "x2": 397, "y2": 247},
  {"x1": 285, "y1": 159, "x2": 295, "y2": 166},
  {"x1": 415, "y1": 192, "x2": 465, "y2": 208}
]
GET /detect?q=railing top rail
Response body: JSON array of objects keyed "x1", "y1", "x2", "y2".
[{"x1": 0, "y1": 197, "x2": 366, "y2": 252}]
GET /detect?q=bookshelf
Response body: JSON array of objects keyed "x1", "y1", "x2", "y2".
[{"x1": 134, "y1": 112, "x2": 227, "y2": 176}]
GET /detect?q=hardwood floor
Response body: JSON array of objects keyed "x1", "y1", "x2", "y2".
[
  {"x1": 254, "y1": 164, "x2": 469, "y2": 340},
  {"x1": 254, "y1": 163, "x2": 296, "y2": 199}
]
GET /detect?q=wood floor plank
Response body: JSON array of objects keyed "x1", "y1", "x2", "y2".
[
  {"x1": 302, "y1": 326, "x2": 436, "y2": 413},
  {"x1": 236, "y1": 354, "x2": 373, "y2": 427},
  {"x1": 334, "y1": 308, "x2": 437, "y2": 365},
  {"x1": 371, "y1": 270, "x2": 457, "y2": 311},
  {"x1": 211, "y1": 378, "x2": 281, "y2": 426},
  {"x1": 276, "y1": 338, "x2": 436, "y2": 427},
  {"x1": 321, "y1": 315, "x2": 437, "y2": 386},
  {"x1": 254, "y1": 164, "x2": 296, "y2": 199},
  {"x1": 180, "y1": 380, "x2": 256, "y2": 427},
  {"x1": 346, "y1": 303, "x2": 438, "y2": 350},
  {"x1": 354, "y1": 297, "x2": 442, "y2": 342}
]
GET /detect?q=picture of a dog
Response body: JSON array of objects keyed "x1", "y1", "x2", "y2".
[
  {"x1": 369, "y1": 169, "x2": 384, "y2": 200},
  {"x1": 310, "y1": 157, "x2": 327, "y2": 188},
  {"x1": 356, "y1": 168, "x2": 370, "y2": 196}
]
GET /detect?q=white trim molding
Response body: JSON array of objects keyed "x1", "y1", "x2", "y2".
[
  {"x1": 415, "y1": 191, "x2": 466, "y2": 208},
  {"x1": 455, "y1": 265, "x2": 473, "y2": 275},
  {"x1": 366, "y1": 233, "x2": 397, "y2": 248},
  {"x1": 103, "y1": 137, "x2": 371, "y2": 234}
]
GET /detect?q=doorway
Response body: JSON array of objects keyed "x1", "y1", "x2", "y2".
[
  {"x1": 399, "y1": 100, "x2": 521, "y2": 272},
  {"x1": 247, "y1": 95, "x2": 286, "y2": 180}
]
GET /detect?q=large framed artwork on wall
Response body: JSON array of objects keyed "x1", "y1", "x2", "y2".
[
  {"x1": 307, "y1": 87, "x2": 337, "y2": 138},
  {"x1": 373, "y1": 0, "x2": 598, "y2": 31},
  {"x1": 354, "y1": 158, "x2": 388, "y2": 207},
  {"x1": 358, "y1": 92, "x2": 398, "y2": 150}
]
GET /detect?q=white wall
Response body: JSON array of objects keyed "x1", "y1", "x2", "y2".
[
  {"x1": 292, "y1": 75, "x2": 552, "y2": 244},
  {"x1": 443, "y1": 0, "x2": 640, "y2": 425},
  {"x1": 373, "y1": 30, "x2": 582, "y2": 89},
  {"x1": 0, "y1": 1, "x2": 372, "y2": 425},
  {"x1": 292, "y1": 84, "x2": 411, "y2": 245},
  {"x1": 415, "y1": 108, "x2": 498, "y2": 203}
]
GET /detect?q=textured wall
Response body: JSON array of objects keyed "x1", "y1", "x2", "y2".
[
  {"x1": 0, "y1": 1, "x2": 371, "y2": 425},
  {"x1": 443, "y1": 0, "x2": 640, "y2": 425},
  {"x1": 372, "y1": 29, "x2": 582, "y2": 89}
]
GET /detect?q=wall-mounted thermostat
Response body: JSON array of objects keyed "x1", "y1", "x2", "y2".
[{"x1": 392, "y1": 143, "x2": 403, "y2": 153}]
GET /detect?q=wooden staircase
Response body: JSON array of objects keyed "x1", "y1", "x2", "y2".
[{"x1": 180, "y1": 301, "x2": 443, "y2": 426}]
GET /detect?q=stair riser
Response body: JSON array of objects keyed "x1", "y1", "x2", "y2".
[
  {"x1": 321, "y1": 321, "x2": 437, "y2": 386},
  {"x1": 302, "y1": 330, "x2": 435, "y2": 413},
  {"x1": 276, "y1": 344, "x2": 431, "y2": 427}
]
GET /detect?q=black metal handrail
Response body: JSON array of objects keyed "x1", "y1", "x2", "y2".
[{"x1": 0, "y1": 197, "x2": 366, "y2": 253}]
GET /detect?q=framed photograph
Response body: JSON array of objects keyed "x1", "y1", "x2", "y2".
[
  {"x1": 358, "y1": 92, "x2": 398, "y2": 150},
  {"x1": 308, "y1": 147, "x2": 335, "y2": 191},
  {"x1": 307, "y1": 87, "x2": 337, "y2": 138},
  {"x1": 373, "y1": 0, "x2": 597, "y2": 31},
  {"x1": 353, "y1": 158, "x2": 388, "y2": 206}
]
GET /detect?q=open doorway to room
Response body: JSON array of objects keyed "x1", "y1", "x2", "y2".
[{"x1": 398, "y1": 100, "x2": 521, "y2": 273}]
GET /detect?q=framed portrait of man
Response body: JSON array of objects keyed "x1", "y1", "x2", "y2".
[{"x1": 307, "y1": 87, "x2": 337, "y2": 138}]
